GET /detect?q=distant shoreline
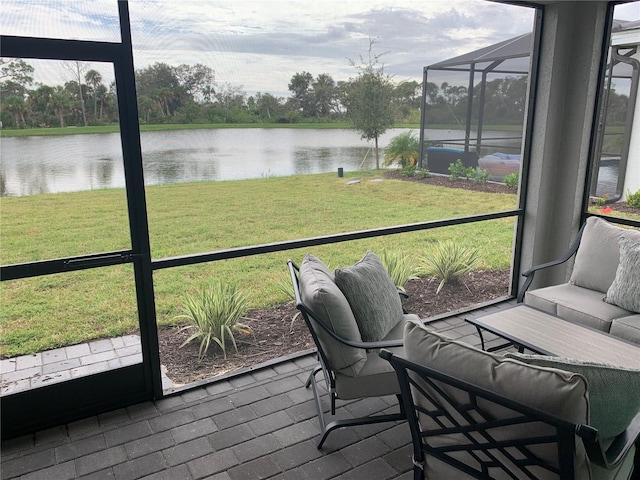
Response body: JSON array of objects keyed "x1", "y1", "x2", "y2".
[{"x1": 0, "y1": 122, "x2": 527, "y2": 138}]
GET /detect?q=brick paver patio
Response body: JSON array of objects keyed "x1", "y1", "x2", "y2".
[{"x1": 1, "y1": 305, "x2": 510, "y2": 480}]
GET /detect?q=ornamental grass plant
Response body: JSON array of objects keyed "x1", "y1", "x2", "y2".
[
  {"x1": 379, "y1": 248, "x2": 419, "y2": 292},
  {"x1": 420, "y1": 240, "x2": 480, "y2": 294},
  {"x1": 177, "y1": 280, "x2": 253, "y2": 361}
]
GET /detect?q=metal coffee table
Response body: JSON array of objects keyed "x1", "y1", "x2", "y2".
[{"x1": 466, "y1": 305, "x2": 640, "y2": 369}]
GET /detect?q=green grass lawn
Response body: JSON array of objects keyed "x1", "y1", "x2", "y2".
[{"x1": 1, "y1": 171, "x2": 520, "y2": 356}]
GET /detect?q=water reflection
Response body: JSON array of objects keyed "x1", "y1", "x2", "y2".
[
  {"x1": 2, "y1": 128, "x2": 516, "y2": 196},
  {"x1": 2, "y1": 128, "x2": 403, "y2": 196}
]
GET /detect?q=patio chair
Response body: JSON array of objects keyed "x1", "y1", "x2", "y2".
[
  {"x1": 381, "y1": 317, "x2": 640, "y2": 479},
  {"x1": 287, "y1": 252, "x2": 420, "y2": 448}
]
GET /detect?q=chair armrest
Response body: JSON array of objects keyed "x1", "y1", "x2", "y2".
[
  {"x1": 582, "y1": 410, "x2": 640, "y2": 470},
  {"x1": 516, "y1": 222, "x2": 587, "y2": 302}
]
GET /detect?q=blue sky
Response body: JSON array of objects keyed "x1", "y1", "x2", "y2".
[{"x1": 2, "y1": 1, "x2": 639, "y2": 96}]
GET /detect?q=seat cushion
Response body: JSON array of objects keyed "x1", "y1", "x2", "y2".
[
  {"x1": 333, "y1": 314, "x2": 417, "y2": 399},
  {"x1": 403, "y1": 318, "x2": 590, "y2": 479},
  {"x1": 569, "y1": 217, "x2": 640, "y2": 293},
  {"x1": 505, "y1": 353, "x2": 640, "y2": 441},
  {"x1": 605, "y1": 236, "x2": 640, "y2": 313},
  {"x1": 334, "y1": 251, "x2": 404, "y2": 342},
  {"x1": 298, "y1": 254, "x2": 366, "y2": 376},
  {"x1": 610, "y1": 314, "x2": 640, "y2": 345},
  {"x1": 525, "y1": 283, "x2": 630, "y2": 331}
]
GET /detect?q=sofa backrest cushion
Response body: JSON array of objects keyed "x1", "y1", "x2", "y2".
[
  {"x1": 299, "y1": 254, "x2": 366, "y2": 376},
  {"x1": 334, "y1": 251, "x2": 404, "y2": 342},
  {"x1": 570, "y1": 217, "x2": 640, "y2": 293},
  {"x1": 505, "y1": 352, "x2": 640, "y2": 441},
  {"x1": 403, "y1": 318, "x2": 590, "y2": 478}
]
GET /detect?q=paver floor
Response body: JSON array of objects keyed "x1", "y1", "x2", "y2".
[{"x1": 1, "y1": 305, "x2": 511, "y2": 480}]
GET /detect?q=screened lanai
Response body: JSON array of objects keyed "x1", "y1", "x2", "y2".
[
  {"x1": 418, "y1": 32, "x2": 533, "y2": 176},
  {"x1": 419, "y1": 21, "x2": 639, "y2": 200}
]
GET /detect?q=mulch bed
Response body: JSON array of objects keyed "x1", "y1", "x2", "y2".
[{"x1": 159, "y1": 269, "x2": 511, "y2": 385}]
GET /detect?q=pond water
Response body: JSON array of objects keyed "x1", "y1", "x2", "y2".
[{"x1": 0, "y1": 127, "x2": 517, "y2": 196}]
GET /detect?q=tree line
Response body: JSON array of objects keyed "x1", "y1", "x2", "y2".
[
  {"x1": 0, "y1": 57, "x2": 417, "y2": 128},
  {"x1": 2, "y1": 57, "x2": 629, "y2": 132}
]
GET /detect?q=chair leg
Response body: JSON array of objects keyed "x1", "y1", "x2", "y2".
[
  {"x1": 305, "y1": 364, "x2": 406, "y2": 449},
  {"x1": 412, "y1": 454, "x2": 425, "y2": 480}
]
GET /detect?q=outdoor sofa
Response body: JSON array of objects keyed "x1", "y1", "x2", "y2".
[{"x1": 518, "y1": 216, "x2": 640, "y2": 345}]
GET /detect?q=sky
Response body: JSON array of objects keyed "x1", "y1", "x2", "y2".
[{"x1": 2, "y1": 1, "x2": 639, "y2": 97}]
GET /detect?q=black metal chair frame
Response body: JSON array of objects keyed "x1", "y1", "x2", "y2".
[
  {"x1": 517, "y1": 222, "x2": 587, "y2": 303},
  {"x1": 288, "y1": 259, "x2": 406, "y2": 448},
  {"x1": 380, "y1": 349, "x2": 640, "y2": 480}
]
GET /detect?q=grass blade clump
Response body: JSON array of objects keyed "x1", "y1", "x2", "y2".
[
  {"x1": 177, "y1": 280, "x2": 252, "y2": 361},
  {"x1": 275, "y1": 272, "x2": 302, "y2": 332},
  {"x1": 379, "y1": 249, "x2": 419, "y2": 292},
  {"x1": 420, "y1": 240, "x2": 480, "y2": 294}
]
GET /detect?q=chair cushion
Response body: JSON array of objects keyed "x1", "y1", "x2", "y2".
[
  {"x1": 333, "y1": 314, "x2": 417, "y2": 399},
  {"x1": 298, "y1": 254, "x2": 366, "y2": 376},
  {"x1": 505, "y1": 353, "x2": 640, "y2": 441},
  {"x1": 404, "y1": 317, "x2": 589, "y2": 424},
  {"x1": 403, "y1": 318, "x2": 590, "y2": 479},
  {"x1": 605, "y1": 236, "x2": 640, "y2": 313},
  {"x1": 525, "y1": 283, "x2": 629, "y2": 332},
  {"x1": 569, "y1": 217, "x2": 640, "y2": 293},
  {"x1": 610, "y1": 314, "x2": 640, "y2": 345},
  {"x1": 334, "y1": 251, "x2": 404, "y2": 342}
]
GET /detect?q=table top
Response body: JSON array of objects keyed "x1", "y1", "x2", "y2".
[{"x1": 468, "y1": 305, "x2": 640, "y2": 369}]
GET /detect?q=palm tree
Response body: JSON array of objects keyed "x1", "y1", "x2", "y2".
[
  {"x1": 383, "y1": 130, "x2": 420, "y2": 168},
  {"x1": 85, "y1": 69, "x2": 103, "y2": 118}
]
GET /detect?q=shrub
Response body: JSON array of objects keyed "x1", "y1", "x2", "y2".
[
  {"x1": 448, "y1": 159, "x2": 466, "y2": 179},
  {"x1": 627, "y1": 189, "x2": 640, "y2": 209},
  {"x1": 470, "y1": 167, "x2": 489, "y2": 184},
  {"x1": 504, "y1": 172, "x2": 519, "y2": 189},
  {"x1": 593, "y1": 193, "x2": 609, "y2": 207},
  {"x1": 379, "y1": 249, "x2": 419, "y2": 292},
  {"x1": 419, "y1": 240, "x2": 480, "y2": 294},
  {"x1": 448, "y1": 160, "x2": 487, "y2": 183},
  {"x1": 177, "y1": 280, "x2": 252, "y2": 361},
  {"x1": 383, "y1": 130, "x2": 420, "y2": 168},
  {"x1": 414, "y1": 167, "x2": 430, "y2": 179},
  {"x1": 400, "y1": 165, "x2": 429, "y2": 178},
  {"x1": 401, "y1": 165, "x2": 417, "y2": 177}
]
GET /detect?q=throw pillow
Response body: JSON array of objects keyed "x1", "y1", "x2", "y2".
[
  {"x1": 605, "y1": 236, "x2": 640, "y2": 313},
  {"x1": 298, "y1": 254, "x2": 366, "y2": 376},
  {"x1": 570, "y1": 217, "x2": 640, "y2": 293},
  {"x1": 505, "y1": 352, "x2": 640, "y2": 440},
  {"x1": 334, "y1": 251, "x2": 404, "y2": 342}
]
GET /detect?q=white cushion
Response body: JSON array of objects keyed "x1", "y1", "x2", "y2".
[
  {"x1": 605, "y1": 237, "x2": 640, "y2": 313},
  {"x1": 610, "y1": 315, "x2": 640, "y2": 345},
  {"x1": 525, "y1": 283, "x2": 629, "y2": 331},
  {"x1": 570, "y1": 217, "x2": 640, "y2": 293}
]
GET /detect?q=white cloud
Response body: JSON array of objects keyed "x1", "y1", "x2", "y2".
[{"x1": 2, "y1": 0, "x2": 542, "y2": 94}]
